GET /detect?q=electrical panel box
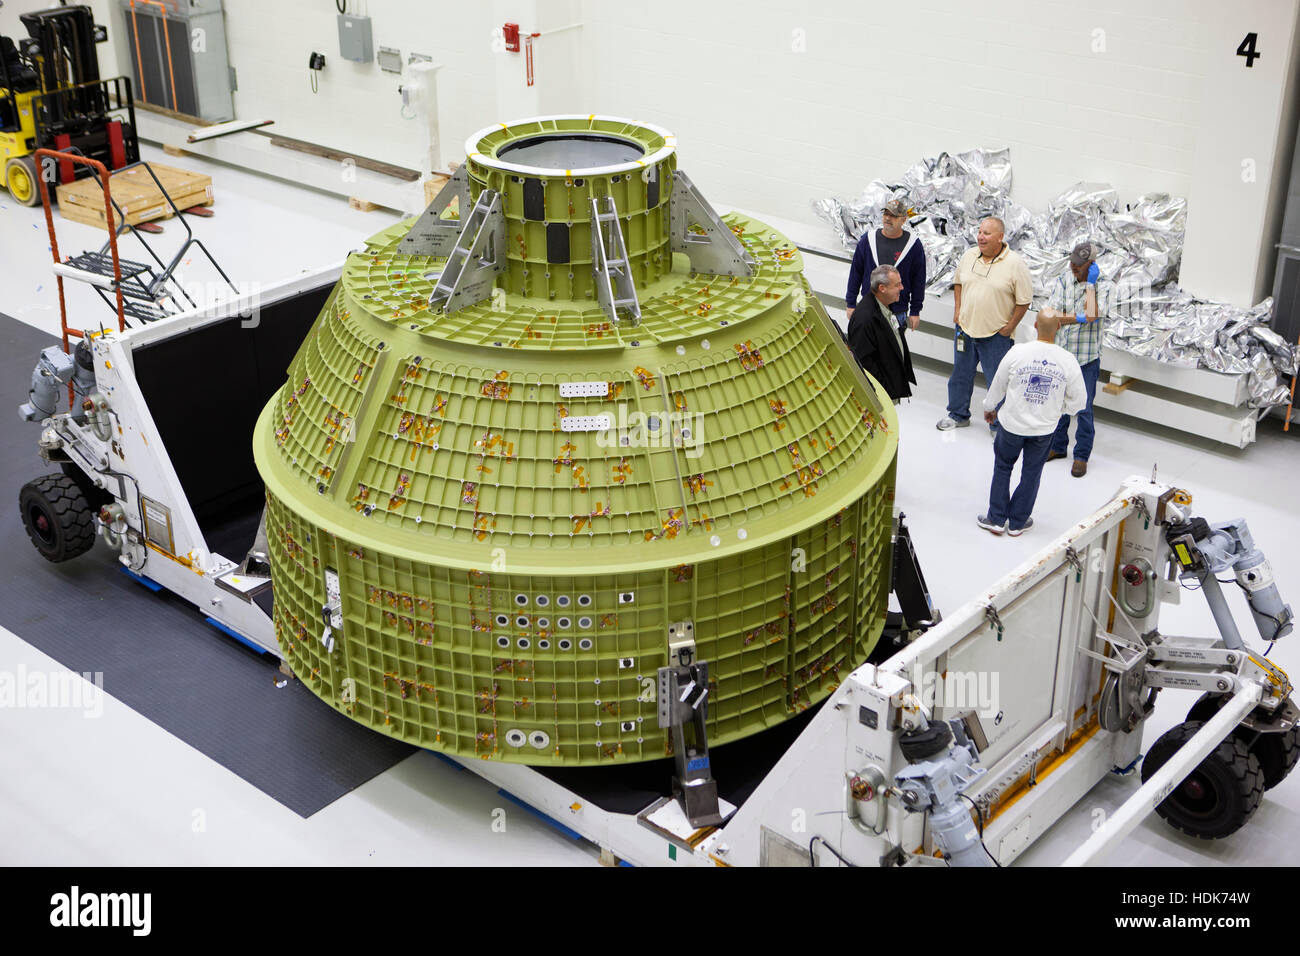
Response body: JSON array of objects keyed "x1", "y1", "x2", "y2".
[{"x1": 338, "y1": 14, "x2": 373, "y2": 63}]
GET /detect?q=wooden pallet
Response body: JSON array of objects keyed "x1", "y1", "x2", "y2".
[
  {"x1": 1102, "y1": 376, "x2": 1137, "y2": 396},
  {"x1": 56, "y1": 162, "x2": 214, "y2": 230}
]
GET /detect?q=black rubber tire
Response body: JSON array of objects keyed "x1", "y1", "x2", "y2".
[
  {"x1": 1186, "y1": 692, "x2": 1227, "y2": 724},
  {"x1": 59, "y1": 462, "x2": 113, "y2": 509},
  {"x1": 899, "y1": 720, "x2": 953, "y2": 762},
  {"x1": 18, "y1": 474, "x2": 96, "y2": 562},
  {"x1": 1186, "y1": 693, "x2": 1300, "y2": 790},
  {"x1": 1141, "y1": 720, "x2": 1265, "y2": 839},
  {"x1": 1253, "y1": 723, "x2": 1300, "y2": 791}
]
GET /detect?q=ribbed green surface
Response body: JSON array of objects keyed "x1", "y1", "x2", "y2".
[
  {"x1": 265, "y1": 473, "x2": 892, "y2": 761},
  {"x1": 254, "y1": 119, "x2": 900, "y2": 765},
  {"x1": 467, "y1": 116, "x2": 675, "y2": 299},
  {"x1": 347, "y1": 213, "x2": 801, "y2": 347}
]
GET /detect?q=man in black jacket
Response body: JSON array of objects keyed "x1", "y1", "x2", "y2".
[{"x1": 848, "y1": 265, "x2": 916, "y2": 403}]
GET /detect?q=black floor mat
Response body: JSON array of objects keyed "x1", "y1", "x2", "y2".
[
  {"x1": 197, "y1": 493, "x2": 264, "y2": 564},
  {"x1": 535, "y1": 705, "x2": 821, "y2": 815},
  {"x1": 0, "y1": 316, "x2": 415, "y2": 818}
]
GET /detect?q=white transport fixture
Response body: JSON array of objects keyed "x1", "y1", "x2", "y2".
[
  {"x1": 18, "y1": 272, "x2": 1296, "y2": 866},
  {"x1": 19, "y1": 264, "x2": 342, "y2": 657},
  {"x1": 449, "y1": 477, "x2": 1296, "y2": 866}
]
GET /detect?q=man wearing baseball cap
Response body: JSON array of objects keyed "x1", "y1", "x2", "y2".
[
  {"x1": 846, "y1": 197, "x2": 928, "y2": 335},
  {"x1": 1037, "y1": 241, "x2": 1113, "y2": 478}
]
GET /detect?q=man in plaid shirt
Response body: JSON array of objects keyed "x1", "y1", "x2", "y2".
[{"x1": 1038, "y1": 242, "x2": 1112, "y2": 478}]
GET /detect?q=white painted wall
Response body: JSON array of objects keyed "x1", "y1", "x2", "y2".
[
  {"x1": 490, "y1": 0, "x2": 586, "y2": 121},
  {"x1": 580, "y1": 0, "x2": 1300, "y2": 305},
  {"x1": 7, "y1": 0, "x2": 1298, "y2": 304},
  {"x1": 0, "y1": 0, "x2": 43, "y2": 40},
  {"x1": 585, "y1": 0, "x2": 1213, "y2": 216},
  {"x1": 211, "y1": 0, "x2": 583, "y2": 175},
  {"x1": 0, "y1": 0, "x2": 470, "y2": 185},
  {"x1": 0, "y1": 0, "x2": 495, "y2": 175},
  {"x1": 215, "y1": 1, "x2": 497, "y2": 174},
  {"x1": 1179, "y1": 0, "x2": 1300, "y2": 305}
]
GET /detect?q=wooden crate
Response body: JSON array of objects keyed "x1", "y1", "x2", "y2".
[
  {"x1": 423, "y1": 172, "x2": 450, "y2": 207},
  {"x1": 56, "y1": 162, "x2": 214, "y2": 230}
]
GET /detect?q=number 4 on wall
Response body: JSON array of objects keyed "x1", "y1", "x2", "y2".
[{"x1": 1237, "y1": 32, "x2": 1260, "y2": 68}]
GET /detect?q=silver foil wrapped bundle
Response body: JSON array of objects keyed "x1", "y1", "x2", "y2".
[
  {"x1": 1102, "y1": 294, "x2": 1294, "y2": 406},
  {"x1": 815, "y1": 151, "x2": 1296, "y2": 409}
]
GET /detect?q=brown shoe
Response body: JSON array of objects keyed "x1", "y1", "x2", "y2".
[
  {"x1": 1046, "y1": 450, "x2": 1066, "y2": 463},
  {"x1": 1071, "y1": 460, "x2": 1088, "y2": 478}
]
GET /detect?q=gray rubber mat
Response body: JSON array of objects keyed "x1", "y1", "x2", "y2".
[{"x1": 0, "y1": 316, "x2": 415, "y2": 817}]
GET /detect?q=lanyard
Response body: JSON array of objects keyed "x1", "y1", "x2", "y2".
[
  {"x1": 969, "y1": 243, "x2": 1007, "y2": 278},
  {"x1": 867, "y1": 229, "x2": 917, "y2": 272}
]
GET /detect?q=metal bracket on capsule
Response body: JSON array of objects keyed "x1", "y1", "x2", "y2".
[
  {"x1": 427, "y1": 188, "x2": 507, "y2": 313},
  {"x1": 669, "y1": 169, "x2": 756, "y2": 277},
  {"x1": 402, "y1": 165, "x2": 473, "y2": 257}
]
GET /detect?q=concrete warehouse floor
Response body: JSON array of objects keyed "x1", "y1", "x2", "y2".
[{"x1": 0, "y1": 144, "x2": 1297, "y2": 866}]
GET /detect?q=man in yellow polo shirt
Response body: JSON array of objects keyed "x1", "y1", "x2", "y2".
[{"x1": 938, "y1": 216, "x2": 1034, "y2": 432}]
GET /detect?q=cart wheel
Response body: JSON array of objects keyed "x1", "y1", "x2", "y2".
[
  {"x1": 1186, "y1": 692, "x2": 1300, "y2": 790},
  {"x1": 5, "y1": 156, "x2": 41, "y2": 207},
  {"x1": 18, "y1": 474, "x2": 96, "y2": 562},
  {"x1": 1141, "y1": 720, "x2": 1265, "y2": 839},
  {"x1": 1252, "y1": 723, "x2": 1300, "y2": 791},
  {"x1": 1186, "y1": 692, "x2": 1227, "y2": 724}
]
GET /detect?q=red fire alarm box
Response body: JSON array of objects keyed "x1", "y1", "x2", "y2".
[{"x1": 503, "y1": 22, "x2": 521, "y2": 52}]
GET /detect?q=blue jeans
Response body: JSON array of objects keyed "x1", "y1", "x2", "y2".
[
  {"x1": 948, "y1": 329, "x2": 1014, "y2": 424},
  {"x1": 987, "y1": 428, "x2": 1052, "y2": 530},
  {"x1": 1050, "y1": 358, "x2": 1100, "y2": 462}
]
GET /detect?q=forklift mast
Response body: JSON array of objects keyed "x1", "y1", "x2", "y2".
[
  {"x1": 19, "y1": 5, "x2": 102, "y2": 92},
  {"x1": 1, "y1": 4, "x2": 139, "y2": 188}
]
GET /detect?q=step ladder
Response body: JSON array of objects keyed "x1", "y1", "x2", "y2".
[
  {"x1": 56, "y1": 252, "x2": 173, "y2": 323},
  {"x1": 590, "y1": 195, "x2": 641, "y2": 326},
  {"x1": 41, "y1": 149, "x2": 236, "y2": 328}
]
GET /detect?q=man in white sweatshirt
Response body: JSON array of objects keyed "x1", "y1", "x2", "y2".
[{"x1": 977, "y1": 312, "x2": 1086, "y2": 536}]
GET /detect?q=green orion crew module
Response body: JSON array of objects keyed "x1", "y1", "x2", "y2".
[{"x1": 253, "y1": 115, "x2": 899, "y2": 765}]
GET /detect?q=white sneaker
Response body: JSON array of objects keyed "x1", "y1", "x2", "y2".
[
  {"x1": 1007, "y1": 517, "x2": 1034, "y2": 537},
  {"x1": 976, "y1": 514, "x2": 1005, "y2": 535},
  {"x1": 937, "y1": 416, "x2": 971, "y2": 431}
]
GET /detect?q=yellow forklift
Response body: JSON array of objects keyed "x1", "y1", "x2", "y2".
[{"x1": 1, "y1": 3, "x2": 138, "y2": 206}]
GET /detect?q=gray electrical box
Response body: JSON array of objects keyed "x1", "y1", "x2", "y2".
[{"x1": 338, "y1": 14, "x2": 373, "y2": 63}]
